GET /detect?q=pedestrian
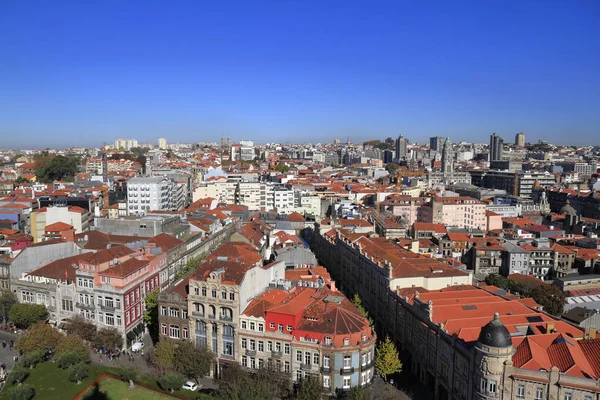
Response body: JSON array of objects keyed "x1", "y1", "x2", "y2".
[
  {"x1": 2, "y1": 341, "x2": 5, "y2": 348},
  {"x1": 99, "y1": 355, "x2": 102, "y2": 362},
  {"x1": 141, "y1": 348, "x2": 144, "y2": 356}
]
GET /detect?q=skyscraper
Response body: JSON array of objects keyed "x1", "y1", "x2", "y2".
[
  {"x1": 395, "y1": 135, "x2": 409, "y2": 162},
  {"x1": 442, "y1": 137, "x2": 453, "y2": 176},
  {"x1": 158, "y1": 138, "x2": 168, "y2": 150},
  {"x1": 515, "y1": 132, "x2": 525, "y2": 147},
  {"x1": 430, "y1": 136, "x2": 445, "y2": 152},
  {"x1": 489, "y1": 133, "x2": 504, "y2": 162}
]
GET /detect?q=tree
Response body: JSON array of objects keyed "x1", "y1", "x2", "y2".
[
  {"x1": 119, "y1": 367, "x2": 139, "y2": 389},
  {"x1": 338, "y1": 386, "x2": 369, "y2": 400},
  {"x1": 9, "y1": 303, "x2": 48, "y2": 329},
  {"x1": 34, "y1": 154, "x2": 80, "y2": 183},
  {"x1": 55, "y1": 335, "x2": 90, "y2": 363},
  {"x1": 352, "y1": 294, "x2": 373, "y2": 326},
  {"x1": 295, "y1": 375, "x2": 322, "y2": 400},
  {"x1": 149, "y1": 341, "x2": 176, "y2": 373},
  {"x1": 94, "y1": 327, "x2": 123, "y2": 349},
  {"x1": 158, "y1": 372, "x2": 186, "y2": 393},
  {"x1": 0, "y1": 289, "x2": 17, "y2": 326},
  {"x1": 19, "y1": 350, "x2": 44, "y2": 369},
  {"x1": 13, "y1": 177, "x2": 30, "y2": 184},
  {"x1": 218, "y1": 363, "x2": 278, "y2": 400},
  {"x1": 65, "y1": 315, "x2": 97, "y2": 342},
  {"x1": 68, "y1": 363, "x2": 89, "y2": 384},
  {"x1": 9, "y1": 368, "x2": 29, "y2": 386},
  {"x1": 57, "y1": 351, "x2": 88, "y2": 369},
  {"x1": 531, "y1": 284, "x2": 566, "y2": 316},
  {"x1": 143, "y1": 289, "x2": 159, "y2": 342},
  {"x1": 275, "y1": 164, "x2": 290, "y2": 174},
  {"x1": 7, "y1": 384, "x2": 35, "y2": 400},
  {"x1": 173, "y1": 340, "x2": 213, "y2": 382},
  {"x1": 15, "y1": 322, "x2": 62, "y2": 354},
  {"x1": 375, "y1": 336, "x2": 402, "y2": 382},
  {"x1": 385, "y1": 163, "x2": 399, "y2": 175}
]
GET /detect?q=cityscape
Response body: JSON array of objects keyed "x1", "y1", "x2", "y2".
[{"x1": 1, "y1": 2, "x2": 599, "y2": 400}]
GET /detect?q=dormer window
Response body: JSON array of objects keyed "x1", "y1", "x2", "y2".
[
  {"x1": 325, "y1": 336, "x2": 332, "y2": 345},
  {"x1": 344, "y1": 338, "x2": 349, "y2": 346}
]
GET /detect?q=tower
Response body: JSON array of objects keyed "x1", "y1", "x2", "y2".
[
  {"x1": 515, "y1": 132, "x2": 525, "y2": 147},
  {"x1": 395, "y1": 135, "x2": 408, "y2": 162},
  {"x1": 441, "y1": 137, "x2": 453, "y2": 177},
  {"x1": 489, "y1": 133, "x2": 504, "y2": 162},
  {"x1": 473, "y1": 313, "x2": 515, "y2": 400}
]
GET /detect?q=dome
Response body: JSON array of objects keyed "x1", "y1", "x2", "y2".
[
  {"x1": 560, "y1": 200, "x2": 577, "y2": 216},
  {"x1": 478, "y1": 313, "x2": 512, "y2": 348}
]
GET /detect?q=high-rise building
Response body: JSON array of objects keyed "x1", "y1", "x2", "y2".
[
  {"x1": 489, "y1": 133, "x2": 504, "y2": 162},
  {"x1": 430, "y1": 136, "x2": 444, "y2": 152},
  {"x1": 158, "y1": 138, "x2": 167, "y2": 150},
  {"x1": 515, "y1": 132, "x2": 525, "y2": 147},
  {"x1": 441, "y1": 137, "x2": 453, "y2": 176},
  {"x1": 395, "y1": 135, "x2": 409, "y2": 162},
  {"x1": 114, "y1": 138, "x2": 138, "y2": 151}
]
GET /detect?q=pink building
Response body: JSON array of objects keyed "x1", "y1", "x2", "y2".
[
  {"x1": 383, "y1": 196, "x2": 430, "y2": 225},
  {"x1": 419, "y1": 196, "x2": 486, "y2": 230}
]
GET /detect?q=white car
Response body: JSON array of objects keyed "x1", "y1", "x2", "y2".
[
  {"x1": 131, "y1": 342, "x2": 144, "y2": 353},
  {"x1": 182, "y1": 381, "x2": 199, "y2": 391}
]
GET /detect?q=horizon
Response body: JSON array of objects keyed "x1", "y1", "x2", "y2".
[{"x1": 1, "y1": 1, "x2": 599, "y2": 148}]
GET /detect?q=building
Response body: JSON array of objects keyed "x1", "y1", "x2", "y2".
[
  {"x1": 489, "y1": 133, "x2": 504, "y2": 162},
  {"x1": 395, "y1": 135, "x2": 409, "y2": 162},
  {"x1": 235, "y1": 182, "x2": 275, "y2": 211},
  {"x1": 127, "y1": 176, "x2": 173, "y2": 216},
  {"x1": 470, "y1": 170, "x2": 556, "y2": 198},
  {"x1": 514, "y1": 132, "x2": 525, "y2": 147},
  {"x1": 441, "y1": 138, "x2": 453, "y2": 177},
  {"x1": 114, "y1": 138, "x2": 138, "y2": 151},
  {"x1": 30, "y1": 206, "x2": 92, "y2": 243},
  {"x1": 430, "y1": 136, "x2": 445, "y2": 152},
  {"x1": 419, "y1": 196, "x2": 486, "y2": 230},
  {"x1": 273, "y1": 187, "x2": 295, "y2": 214},
  {"x1": 158, "y1": 138, "x2": 168, "y2": 150}
]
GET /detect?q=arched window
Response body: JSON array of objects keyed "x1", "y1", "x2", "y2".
[
  {"x1": 194, "y1": 286, "x2": 199, "y2": 296},
  {"x1": 229, "y1": 289, "x2": 235, "y2": 301},
  {"x1": 211, "y1": 287, "x2": 217, "y2": 298},
  {"x1": 344, "y1": 337, "x2": 350, "y2": 346},
  {"x1": 201, "y1": 286, "x2": 207, "y2": 296},
  {"x1": 221, "y1": 289, "x2": 227, "y2": 300},
  {"x1": 208, "y1": 305, "x2": 216, "y2": 318}
]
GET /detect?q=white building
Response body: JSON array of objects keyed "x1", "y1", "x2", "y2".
[
  {"x1": 273, "y1": 188, "x2": 295, "y2": 214},
  {"x1": 192, "y1": 179, "x2": 237, "y2": 204},
  {"x1": 127, "y1": 176, "x2": 173, "y2": 216},
  {"x1": 114, "y1": 138, "x2": 138, "y2": 151},
  {"x1": 158, "y1": 138, "x2": 168, "y2": 150},
  {"x1": 235, "y1": 182, "x2": 274, "y2": 211}
]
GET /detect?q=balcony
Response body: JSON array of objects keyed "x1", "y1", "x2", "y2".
[
  {"x1": 76, "y1": 302, "x2": 94, "y2": 310},
  {"x1": 270, "y1": 351, "x2": 282, "y2": 358},
  {"x1": 220, "y1": 315, "x2": 233, "y2": 322},
  {"x1": 300, "y1": 363, "x2": 312, "y2": 371},
  {"x1": 100, "y1": 304, "x2": 116, "y2": 311},
  {"x1": 245, "y1": 349, "x2": 256, "y2": 356},
  {"x1": 341, "y1": 366, "x2": 355, "y2": 374},
  {"x1": 207, "y1": 314, "x2": 216, "y2": 320},
  {"x1": 361, "y1": 361, "x2": 374, "y2": 371},
  {"x1": 191, "y1": 311, "x2": 205, "y2": 318},
  {"x1": 320, "y1": 366, "x2": 331, "y2": 373}
]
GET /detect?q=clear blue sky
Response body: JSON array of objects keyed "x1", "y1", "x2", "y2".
[{"x1": 1, "y1": 0, "x2": 599, "y2": 148}]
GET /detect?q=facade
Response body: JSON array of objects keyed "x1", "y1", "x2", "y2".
[
  {"x1": 430, "y1": 136, "x2": 445, "y2": 152},
  {"x1": 235, "y1": 182, "x2": 275, "y2": 211},
  {"x1": 30, "y1": 206, "x2": 92, "y2": 243},
  {"x1": 465, "y1": 242, "x2": 505, "y2": 276},
  {"x1": 396, "y1": 135, "x2": 409, "y2": 162},
  {"x1": 470, "y1": 170, "x2": 557, "y2": 198},
  {"x1": 273, "y1": 187, "x2": 295, "y2": 214},
  {"x1": 420, "y1": 196, "x2": 486, "y2": 230},
  {"x1": 158, "y1": 138, "x2": 168, "y2": 150},
  {"x1": 489, "y1": 133, "x2": 504, "y2": 162},
  {"x1": 514, "y1": 132, "x2": 525, "y2": 147},
  {"x1": 127, "y1": 176, "x2": 173, "y2": 216}
]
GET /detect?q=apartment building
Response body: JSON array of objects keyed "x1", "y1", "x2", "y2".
[
  {"x1": 235, "y1": 182, "x2": 274, "y2": 211},
  {"x1": 273, "y1": 187, "x2": 295, "y2": 214},
  {"x1": 127, "y1": 176, "x2": 173, "y2": 216},
  {"x1": 30, "y1": 205, "x2": 92, "y2": 243},
  {"x1": 192, "y1": 179, "x2": 237, "y2": 204},
  {"x1": 419, "y1": 196, "x2": 486, "y2": 230}
]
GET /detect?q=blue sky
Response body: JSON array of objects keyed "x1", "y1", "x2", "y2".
[{"x1": 1, "y1": 0, "x2": 599, "y2": 148}]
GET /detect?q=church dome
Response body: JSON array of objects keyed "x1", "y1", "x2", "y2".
[
  {"x1": 560, "y1": 199, "x2": 577, "y2": 216},
  {"x1": 478, "y1": 313, "x2": 512, "y2": 348}
]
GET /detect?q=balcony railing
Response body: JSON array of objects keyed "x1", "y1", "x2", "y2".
[
  {"x1": 192, "y1": 311, "x2": 205, "y2": 318},
  {"x1": 245, "y1": 349, "x2": 256, "y2": 356},
  {"x1": 341, "y1": 366, "x2": 355, "y2": 374},
  {"x1": 207, "y1": 314, "x2": 216, "y2": 320},
  {"x1": 76, "y1": 302, "x2": 94, "y2": 309},
  {"x1": 270, "y1": 351, "x2": 282, "y2": 358},
  {"x1": 361, "y1": 361, "x2": 374, "y2": 371},
  {"x1": 220, "y1": 315, "x2": 233, "y2": 322},
  {"x1": 100, "y1": 304, "x2": 116, "y2": 311},
  {"x1": 300, "y1": 363, "x2": 312, "y2": 371},
  {"x1": 320, "y1": 366, "x2": 331, "y2": 373}
]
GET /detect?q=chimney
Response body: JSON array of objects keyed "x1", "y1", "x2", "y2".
[
  {"x1": 589, "y1": 327, "x2": 597, "y2": 339},
  {"x1": 546, "y1": 322, "x2": 555, "y2": 333},
  {"x1": 329, "y1": 281, "x2": 337, "y2": 292}
]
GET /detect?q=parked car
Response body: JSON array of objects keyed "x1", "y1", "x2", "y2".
[
  {"x1": 131, "y1": 342, "x2": 144, "y2": 353},
  {"x1": 182, "y1": 381, "x2": 199, "y2": 391}
]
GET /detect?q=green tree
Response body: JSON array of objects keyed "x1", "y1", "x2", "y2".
[
  {"x1": 13, "y1": 177, "x2": 30, "y2": 184},
  {"x1": 149, "y1": 341, "x2": 176, "y2": 374},
  {"x1": 68, "y1": 363, "x2": 89, "y2": 384},
  {"x1": 385, "y1": 163, "x2": 400, "y2": 175},
  {"x1": 94, "y1": 327, "x2": 123, "y2": 349},
  {"x1": 8, "y1": 368, "x2": 29, "y2": 386},
  {"x1": 66, "y1": 315, "x2": 97, "y2": 343},
  {"x1": 55, "y1": 335, "x2": 90, "y2": 362},
  {"x1": 19, "y1": 350, "x2": 44, "y2": 369},
  {"x1": 9, "y1": 303, "x2": 48, "y2": 329},
  {"x1": 344, "y1": 386, "x2": 369, "y2": 400},
  {"x1": 174, "y1": 340, "x2": 214, "y2": 382},
  {"x1": 57, "y1": 351, "x2": 88, "y2": 369},
  {"x1": 531, "y1": 284, "x2": 566, "y2": 316},
  {"x1": 375, "y1": 335, "x2": 402, "y2": 382},
  {"x1": 7, "y1": 384, "x2": 35, "y2": 400},
  {"x1": 119, "y1": 367, "x2": 139, "y2": 389},
  {"x1": 35, "y1": 155, "x2": 80, "y2": 182},
  {"x1": 275, "y1": 164, "x2": 290, "y2": 173},
  {"x1": 158, "y1": 372, "x2": 186, "y2": 393},
  {"x1": 295, "y1": 375, "x2": 322, "y2": 400},
  {"x1": 352, "y1": 294, "x2": 373, "y2": 326},
  {"x1": 218, "y1": 363, "x2": 285, "y2": 400},
  {"x1": 15, "y1": 322, "x2": 62, "y2": 354},
  {"x1": 143, "y1": 289, "x2": 160, "y2": 342},
  {"x1": 0, "y1": 289, "x2": 17, "y2": 326}
]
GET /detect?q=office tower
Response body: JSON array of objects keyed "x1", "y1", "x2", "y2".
[
  {"x1": 515, "y1": 132, "x2": 525, "y2": 147},
  {"x1": 395, "y1": 135, "x2": 409, "y2": 161},
  {"x1": 430, "y1": 136, "x2": 445, "y2": 152},
  {"x1": 158, "y1": 138, "x2": 168, "y2": 150},
  {"x1": 442, "y1": 137, "x2": 453, "y2": 176},
  {"x1": 489, "y1": 133, "x2": 504, "y2": 162}
]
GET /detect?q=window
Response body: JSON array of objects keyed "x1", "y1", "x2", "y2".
[
  {"x1": 258, "y1": 341, "x2": 264, "y2": 352},
  {"x1": 194, "y1": 286, "x2": 199, "y2": 295},
  {"x1": 535, "y1": 388, "x2": 543, "y2": 400},
  {"x1": 324, "y1": 356, "x2": 330, "y2": 368},
  {"x1": 323, "y1": 376, "x2": 330, "y2": 388},
  {"x1": 278, "y1": 324, "x2": 284, "y2": 332},
  {"x1": 284, "y1": 361, "x2": 290, "y2": 373},
  {"x1": 480, "y1": 378, "x2": 487, "y2": 393},
  {"x1": 266, "y1": 341, "x2": 273, "y2": 352},
  {"x1": 313, "y1": 353, "x2": 319, "y2": 365},
  {"x1": 276, "y1": 342, "x2": 282, "y2": 352},
  {"x1": 304, "y1": 352, "x2": 311, "y2": 365},
  {"x1": 222, "y1": 290, "x2": 227, "y2": 300},
  {"x1": 488, "y1": 380, "x2": 496, "y2": 394},
  {"x1": 344, "y1": 337, "x2": 349, "y2": 346},
  {"x1": 258, "y1": 323, "x2": 264, "y2": 332},
  {"x1": 169, "y1": 308, "x2": 179, "y2": 318},
  {"x1": 224, "y1": 341, "x2": 234, "y2": 356},
  {"x1": 584, "y1": 396, "x2": 592, "y2": 400},
  {"x1": 283, "y1": 343, "x2": 289, "y2": 354},
  {"x1": 250, "y1": 358, "x2": 256, "y2": 369},
  {"x1": 517, "y1": 385, "x2": 525, "y2": 398},
  {"x1": 62, "y1": 299, "x2": 73, "y2": 312},
  {"x1": 270, "y1": 322, "x2": 275, "y2": 329},
  {"x1": 202, "y1": 286, "x2": 207, "y2": 296},
  {"x1": 563, "y1": 393, "x2": 572, "y2": 400},
  {"x1": 241, "y1": 321, "x2": 247, "y2": 329},
  {"x1": 229, "y1": 291, "x2": 235, "y2": 301},
  {"x1": 161, "y1": 324, "x2": 167, "y2": 335},
  {"x1": 160, "y1": 306, "x2": 167, "y2": 316},
  {"x1": 296, "y1": 351, "x2": 302, "y2": 362},
  {"x1": 169, "y1": 325, "x2": 180, "y2": 338},
  {"x1": 241, "y1": 338, "x2": 247, "y2": 349},
  {"x1": 242, "y1": 356, "x2": 247, "y2": 367},
  {"x1": 325, "y1": 336, "x2": 332, "y2": 345},
  {"x1": 183, "y1": 328, "x2": 188, "y2": 339},
  {"x1": 116, "y1": 315, "x2": 122, "y2": 326},
  {"x1": 211, "y1": 287, "x2": 217, "y2": 298},
  {"x1": 343, "y1": 356, "x2": 351, "y2": 368},
  {"x1": 361, "y1": 353, "x2": 367, "y2": 366},
  {"x1": 296, "y1": 370, "x2": 302, "y2": 382},
  {"x1": 287, "y1": 325, "x2": 292, "y2": 331},
  {"x1": 250, "y1": 322, "x2": 255, "y2": 331},
  {"x1": 249, "y1": 340, "x2": 256, "y2": 351},
  {"x1": 343, "y1": 377, "x2": 350, "y2": 388}
]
